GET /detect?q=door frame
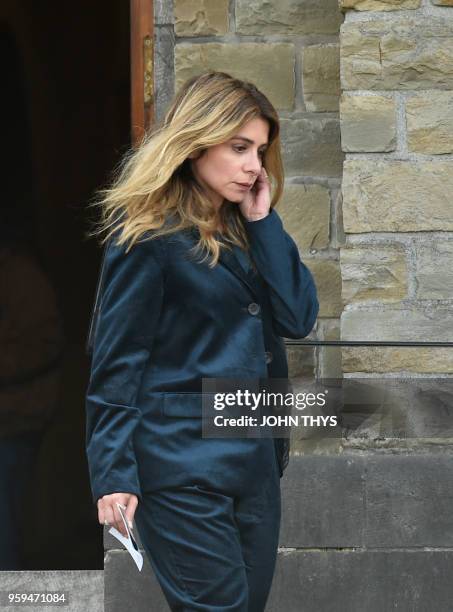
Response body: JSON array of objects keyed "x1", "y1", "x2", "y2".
[{"x1": 130, "y1": 0, "x2": 154, "y2": 147}]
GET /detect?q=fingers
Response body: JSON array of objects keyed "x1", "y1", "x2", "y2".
[
  {"x1": 97, "y1": 497, "x2": 113, "y2": 527},
  {"x1": 112, "y1": 502, "x2": 128, "y2": 538},
  {"x1": 103, "y1": 502, "x2": 116, "y2": 529},
  {"x1": 97, "y1": 493, "x2": 138, "y2": 538},
  {"x1": 125, "y1": 495, "x2": 139, "y2": 531}
]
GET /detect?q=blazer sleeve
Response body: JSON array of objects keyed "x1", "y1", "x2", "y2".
[
  {"x1": 244, "y1": 208, "x2": 319, "y2": 339},
  {"x1": 85, "y1": 235, "x2": 164, "y2": 505}
]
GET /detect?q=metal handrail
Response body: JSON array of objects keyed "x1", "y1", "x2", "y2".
[{"x1": 285, "y1": 340, "x2": 453, "y2": 347}]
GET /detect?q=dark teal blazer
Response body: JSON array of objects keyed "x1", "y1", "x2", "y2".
[{"x1": 85, "y1": 209, "x2": 319, "y2": 505}]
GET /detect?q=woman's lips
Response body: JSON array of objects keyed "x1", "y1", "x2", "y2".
[{"x1": 234, "y1": 182, "x2": 252, "y2": 190}]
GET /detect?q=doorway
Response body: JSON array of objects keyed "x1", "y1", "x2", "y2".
[{"x1": 0, "y1": 0, "x2": 130, "y2": 569}]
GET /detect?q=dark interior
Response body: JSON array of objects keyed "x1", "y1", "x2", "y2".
[{"x1": 1, "y1": 0, "x2": 130, "y2": 569}]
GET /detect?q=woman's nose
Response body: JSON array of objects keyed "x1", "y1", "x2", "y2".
[{"x1": 243, "y1": 151, "x2": 262, "y2": 175}]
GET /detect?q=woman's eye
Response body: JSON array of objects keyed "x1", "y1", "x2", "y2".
[{"x1": 233, "y1": 146, "x2": 265, "y2": 157}]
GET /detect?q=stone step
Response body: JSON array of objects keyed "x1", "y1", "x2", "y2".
[{"x1": 0, "y1": 571, "x2": 103, "y2": 612}]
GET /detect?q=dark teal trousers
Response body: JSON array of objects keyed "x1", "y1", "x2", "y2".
[{"x1": 134, "y1": 445, "x2": 281, "y2": 612}]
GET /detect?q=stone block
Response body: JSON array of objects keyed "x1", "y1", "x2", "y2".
[
  {"x1": 154, "y1": 25, "x2": 175, "y2": 124},
  {"x1": 175, "y1": 43, "x2": 295, "y2": 110},
  {"x1": 266, "y1": 549, "x2": 453, "y2": 612},
  {"x1": 302, "y1": 45, "x2": 340, "y2": 112},
  {"x1": 342, "y1": 160, "x2": 453, "y2": 232},
  {"x1": 341, "y1": 305, "x2": 453, "y2": 343},
  {"x1": 340, "y1": 244, "x2": 408, "y2": 303},
  {"x1": 155, "y1": 0, "x2": 173, "y2": 25},
  {"x1": 342, "y1": 346, "x2": 453, "y2": 373},
  {"x1": 276, "y1": 184, "x2": 330, "y2": 253},
  {"x1": 406, "y1": 91, "x2": 453, "y2": 154},
  {"x1": 366, "y1": 455, "x2": 453, "y2": 546},
  {"x1": 280, "y1": 118, "x2": 344, "y2": 177},
  {"x1": 174, "y1": 0, "x2": 229, "y2": 37},
  {"x1": 236, "y1": 0, "x2": 343, "y2": 36},
  {"x1": 105, "y1": 550, "x2": 169, "y2": 611},
  {"x1": 279, "y1": 455, "x2": 364, "y2": 547},
  {"x1": 341, "y1": 18, "x2": 453, "y2": 90},
  {"x1": 415, "y1": 240, "x2": 453, "y2": 299},
  {"x1": 340, "y1": 94, "x2": 396, "y2": 152},
  {"x1": 286, "y1": 344, "x2": 316, "y2": 378},
  {"x1": 305, "y1": 259, "x2": 343, "y2": 318},
  {"x1": 0, "y1": 571, "x2": 103, "y2": 612},
  {"x1": 336, "y1": 377, "x2": 453, "y2": 440}
]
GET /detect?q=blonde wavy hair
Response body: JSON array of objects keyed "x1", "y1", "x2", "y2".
[{"x1": 88, "y1": 71, "x2": 284, "y2": 266}]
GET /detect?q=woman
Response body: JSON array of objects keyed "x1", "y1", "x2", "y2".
[{"x1": 86, "y1": 71, "x2": 318, "y2": 611}]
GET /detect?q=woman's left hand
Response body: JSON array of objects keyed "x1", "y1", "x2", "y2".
[{"x1": 238, "y1": 167, "x2": 271, "y2": 222}]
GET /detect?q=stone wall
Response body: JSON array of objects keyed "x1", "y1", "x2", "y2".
[
  {"x1": 340, "y1": 0, "x2": 453, "y2": 373},
  {"x1": 335, "y1": 1, "x2": 453, "y2": 607}
]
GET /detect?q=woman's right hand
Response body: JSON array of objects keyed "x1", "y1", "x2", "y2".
[{"x1": 97, "y1": 492, "x2": 138, "y2": 537}]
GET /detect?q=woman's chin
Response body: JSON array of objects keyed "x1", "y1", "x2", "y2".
[
  {"x1": 226, "y1": 194, "x2": 243, "y2": 204},
  {"x1": 220, "y1": 197, "x2": 242, "y2": 208}
]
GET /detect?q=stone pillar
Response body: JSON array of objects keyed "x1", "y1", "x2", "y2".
[
  {"x1": 339, "y1": 0, "x2": 453, "y2": 372},
  {"x1": 332, "y1": 1, "x2": 453, "y2": 610}
]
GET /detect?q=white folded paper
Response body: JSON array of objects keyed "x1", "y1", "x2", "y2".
[{"x1": 108, "y1": 502, "x2": 143, "y2": 571}]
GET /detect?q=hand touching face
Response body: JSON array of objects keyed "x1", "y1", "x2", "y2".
[{"x1": 238, "y1": 166, "x2": 271, "y2": 222}]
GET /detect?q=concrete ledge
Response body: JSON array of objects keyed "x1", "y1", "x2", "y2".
[
  {"x1": 104, "y1": 546, "x2": 453, "y2": 612},
  {"x1": 280, "y1": 453, "x2": 453, "y2": 547},
  {"x1": 267, "y1": 549, "x2": 453, "y2": 612},
  {"x1": 280, "y1": 454, "x2": 365, "y2": 547},
  {"x1": 105, "y1": 551, "x2": 168, "y2": 612},
  {"x1": 0, "y1": 571, "x2": 103, "y2": 612}
]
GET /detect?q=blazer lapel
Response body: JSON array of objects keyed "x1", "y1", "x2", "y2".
[
  {"x1": 186, "y1": 226, "x2": 261, "y2": 299},
  {"x1": 185, "y1": 227, "x2": 260, "y2": 296},
  {"x1": 218, "y1": 246, "x2": 258, "y2": 298}
]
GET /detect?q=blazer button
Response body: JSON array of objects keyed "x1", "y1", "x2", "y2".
[
  {"x1": 248, "y1": 302, "x2": 261, "y2": 316},
  {"x1": 265, "y1": 351, "x2": 273, "y2": 364}
]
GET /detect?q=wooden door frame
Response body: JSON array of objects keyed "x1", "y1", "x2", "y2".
[{"x1": 130, "y1": 0, "x2": 154, "y2": 147}]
